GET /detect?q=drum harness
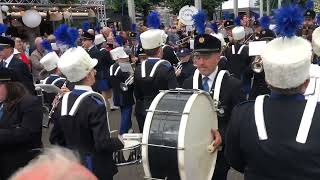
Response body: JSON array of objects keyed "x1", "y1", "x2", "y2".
[
  {"x1": 193, "y1": 68, "x2": 228, "y2": 116},
  {"x1": 254, "y1": 78, "x2": 320, "y2": 144}
]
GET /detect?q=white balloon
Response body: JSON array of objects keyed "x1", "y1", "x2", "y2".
[
  {"x1": 1, "y1": 5, "x2": 9, "y2": 12},
  {"x1": 63, "y1": 11, "x2": 71, "y2": 19},
  {"x1": 22, "y1": 10, "x2": 42, "y2": 28}
]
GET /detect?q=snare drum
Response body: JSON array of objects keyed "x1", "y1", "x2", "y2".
[
  {"x1": 142, "y1": 89, "x2": 218, "y2": 180},
  {"x1": 113, "y1": 139, "x2": 141, "y2": 166}
]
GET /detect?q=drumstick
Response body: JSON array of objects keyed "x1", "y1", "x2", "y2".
[{"x1": 207, "y1": 141, "x2": 217, "y2": 153}]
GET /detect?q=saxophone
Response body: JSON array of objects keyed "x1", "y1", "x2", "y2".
[{"x1": 48, "y1": 80, "x2": 68, "y2": 120}]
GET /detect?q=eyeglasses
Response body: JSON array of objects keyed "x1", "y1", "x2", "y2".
[{"x1": 193, "y1": 53, "x2": 214, "y2": 61}]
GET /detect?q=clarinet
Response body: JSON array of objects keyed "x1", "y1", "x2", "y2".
[{"x1": 48, "y1": 80, "x2": 68, "y2": 120}]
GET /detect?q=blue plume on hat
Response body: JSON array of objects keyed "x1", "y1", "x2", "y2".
[
  {"x1": 82, "y1": 21, "x2": 90, "y2": 32},
  {"x1": 0, "y1": 24, "x2": 8, "y2": 34},
  {"x1": 306, "y1": 0, "x2": 314, "y2": 10},
  {"x1": 260, "y1": 16, "x2": 270, "y2": 29},
  {"x1": 94, "y1": 25, "x2": 101, "y2": 33},
  {"x1": 253, "y1": 12, "x2": 260, "y2": 20},
  {"x1": 192, "y1": 10, "x2": 207, "y2": 35},
  {"x1": 54, "y1": 24, "x2": 79, "y2": 48},
  {"x1": 131, "y1": 24, "x2": 137, "y2": 33},
  {"x1": 147, "y1": 11, "x2": 161, "y2": 29},
  {"x1": 274, "y1": 4, "x2": 304, "y2": 38},
  {"x1": 234, "y1": 16, "x2": 241, "y2": 26},
  {"x1": 115, "y1": 36, "x2": 123, "y2": 46},
  {"x1": 223, "y1": 11, "x2": 231, "y2": 20},
  {"x1": 210, "y1": 22, "x2": 218, "y2": 34},
  {"x1": 112, "y1": 28, "x2": 117, "y2": 37},
  {"x1": 317, "y1": 14, "x2": 320, "y2": 24},
  {"x1": 41, "y1": 40, "x2": 53, "y2": 52}
]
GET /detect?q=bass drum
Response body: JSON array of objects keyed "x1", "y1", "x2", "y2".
[{"x1": 142, "y1": 89, "x2": 218, "y2": 180}]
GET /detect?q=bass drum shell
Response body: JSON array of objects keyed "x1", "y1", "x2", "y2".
[{"x1": 142, "y1": 90, "x2": 218, "y2": 180}]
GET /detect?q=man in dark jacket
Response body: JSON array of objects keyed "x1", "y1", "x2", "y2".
[
  {"x1": 109, "y1": 47, "x2": 134, "y2": 135},
  {"x1": 226, "y1": 6, "x2": 320, "y2": 180},
  {"x1": 50, "y1": 46, "x2": 123, "y2": 180},
  {"x1": 0, "y1": 36, "x2": 35, "y2": 94},
  {"x1": 182, "y1": 33, "x2": 244, "y2": 180}
]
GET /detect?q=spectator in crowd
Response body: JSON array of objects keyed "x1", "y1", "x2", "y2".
[
  {"x1": 0, "y1": 68, "x2": 42, "y2": 179},
  {"x1": 30, "y1": 37, "x2": 45, "y2": 83},
  {"x1": 14, "y1": 37, "x2": 31, "y2": 71}
]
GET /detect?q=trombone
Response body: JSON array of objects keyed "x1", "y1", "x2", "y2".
[{"x1": 251, "y1": 56, "x2": 263, "y2": 73}]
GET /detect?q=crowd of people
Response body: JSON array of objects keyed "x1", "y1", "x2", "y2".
[{"x1": 0, "y1": 1, "x2": 320, "y2": 180}]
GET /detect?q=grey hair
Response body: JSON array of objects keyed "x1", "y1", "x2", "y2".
[{"x1": 9, "y1": 146, "x2": 97, "y2": 180}]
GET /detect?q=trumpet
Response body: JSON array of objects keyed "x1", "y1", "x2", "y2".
[
  {"x1": 251, "y1": 56, "x2": 263, "y2": 73},
  {"x1": 120, "y1": 74, "x2": 134, "y2": 91},
  {"x1": 176, "y1": 36, "x2": 192, "y2": 46}
]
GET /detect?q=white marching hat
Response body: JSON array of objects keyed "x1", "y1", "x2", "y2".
[
  {"x1": 232, "y1": 26, "x2": 245, "y2": 41},
  {"x1": 94, "y1": 34, "x2": 106, "y2": 45},
  {"x1": 210, "y1": 33, "x2": 226, "y2": 47},
  {"x1": 262, "y1": 36, "x2": 312, "y2": 89},
  {"x1": 58, "y1": 47, "x2": 97, "y2": 82},
  {"x1": 40, "y1": 52, "x2": 60, "y2": 71},
  {"x1": 110, "y1": 47, "x2": 129, "y2": 60},
  {"x1": 140, "y1": 29, "x2": 164, "y2": 50},
  {"x1": 312, "y1": 27, "x2": 320, "y2": 56}
]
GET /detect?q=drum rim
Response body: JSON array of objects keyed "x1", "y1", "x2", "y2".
[
  {"x1": 142, "y1": 90, "x2": 168, "y2": 178},
  {"x1": 177, "y1": 93, "x2": 199, "y2": 180},
  {"x1": 177, "y1": 91, "x2": 217, "y2": 180}
]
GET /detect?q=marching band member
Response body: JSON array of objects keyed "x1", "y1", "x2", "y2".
[
  {"x1": 175, "y1": 48, "x2": 196, "y2": 87},
  {"x1": 297, "y1": 0, "x2": 318, "y2": 42},
  {"x1": 249, "y1": 16, "x2": 276, "y2": 100},
  {"x1": 0, "y1": 68, "x2": 43, "y2": 179},
  {"x1": 50, "y1": 25, "x2": 123, "y2": 180},
  {"x1": 39, "y1": 40, "x2": 74, "y2": 107},
  {"x1": 223, "y1": 20, "x2": 234, "y2": 45},
  {"x1": 94, "y1": 34, "x2": 115, "y2": 110},
  {"x1": 226, "y1": 5, "x2": 320, "y2": 179},
  {"x1": 134, "y1": 11, "x2": 178, "y2": 132},
  {"x1": 225, "y1": 17, "x2": 251, "y2": 80},
  {"x1": 225, "y1": 17, "x2": 252, "y2": 98},
  {"x1": 109, "y1": 47, "x2": 135, "y2": 135},
  {"x1": 312, "y1": 26, "x2": 320, "y2": 63},
  {"x1": 182, "y1": 11, "x2": 245, "y2": 180}
]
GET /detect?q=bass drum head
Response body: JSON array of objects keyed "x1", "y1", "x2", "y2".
[{"x1": 178, "y1": 92, "x2": 218, "y2": 180}]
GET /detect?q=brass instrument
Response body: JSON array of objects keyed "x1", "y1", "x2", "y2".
[
  {"x1": 119, "y1": 62, "x2": 135, "y2": 92},
  {"x1": 251, "y1": 56, "x2": 263, "y2": 73},
  {"x1": 120, "y1": 74, "x2": 134, "y2": 91},
  {"x1": 176, "y1": 36, "x2": 192, "y2": 46},
  {"x1": 48, "y1": 80, "x2": 68, "y2": 120}
]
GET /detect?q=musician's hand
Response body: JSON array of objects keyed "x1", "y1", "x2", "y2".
[
  {"x1": 61, "y1": 87, "x2": 70, "y2": 94},
  {"x1": 211, "y1": 129, "x2": 222, "y2": 148},
  {"x1": 174, "y1": 67, "x2": 181, "y2": 77},
  {"x1": 132, "y1": 57, "x2": 138, "y2": 64}
]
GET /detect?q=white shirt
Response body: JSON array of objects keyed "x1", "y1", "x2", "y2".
[
  {"x1": 74, "y1": 85, "x2": 93, "y2": 92},
  {"x1": 3, "y1": 54, "x2": 14, "y2": 68},
  {"x1": 201, "y1": 67, "x2": 218, "y2": 91}
]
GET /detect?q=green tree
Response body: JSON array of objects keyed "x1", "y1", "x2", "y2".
[{"x1": 106, "y1": 0, "x2": 161, "y2": 17}]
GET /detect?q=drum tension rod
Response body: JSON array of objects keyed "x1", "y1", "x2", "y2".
[
  {"x1": 144, "y1": 176, "x2": 168, "y2": 180},
  {"x1": 146, "y1": 109, "x2": 189, "y2": 115},
  {"x1": 141, "y1": 143, "x2": 184, "y2": 150}
]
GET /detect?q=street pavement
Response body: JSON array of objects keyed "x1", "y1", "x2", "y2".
[{"x1": 42, "y1": 108, "x2": 244, "y2": 180}]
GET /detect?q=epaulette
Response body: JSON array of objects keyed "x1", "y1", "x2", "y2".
[{"x1": 91, "y1": 96, "x2": 104, "y2": 106}]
